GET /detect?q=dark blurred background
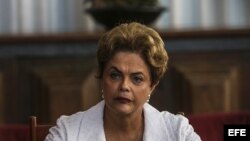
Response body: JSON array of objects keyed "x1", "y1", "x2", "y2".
[{"x1": 0, "y1": 0, "x2": 250, "y2": 125}]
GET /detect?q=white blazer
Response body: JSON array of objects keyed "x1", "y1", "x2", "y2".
[{"x1": 45, "y1": 101, "x2": 201, "y2": 141}]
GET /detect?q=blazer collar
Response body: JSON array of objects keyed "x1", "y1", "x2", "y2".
[
  {"x1": 143, "y1": 103, "x2": 170, "y2": 141},
  {"x1": 78, "y1": 101, "x2": 106, "y2": 141},
  {"x1": 78, "y1": 101, "x2": 170, "y2": 141}
]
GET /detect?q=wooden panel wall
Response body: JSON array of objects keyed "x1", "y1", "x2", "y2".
[
  {"x1": 17, "y1": 56, "x2": 99, "y2": 123},
  {"x1": 0, "y1": 30, "x2": 249, "y2": 124},
  {"x1": 149, "y1": 51, "x2": 249, "y2": 115}
]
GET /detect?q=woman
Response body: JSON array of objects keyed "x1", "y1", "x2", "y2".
[{"x1": 45, "y1": 22, "x2": 201, "y2": 141}]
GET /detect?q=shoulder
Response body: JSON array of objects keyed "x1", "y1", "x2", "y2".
[
  {"x1": 45, "y1": 111, "x2": 85, "y2": 141},
  {"x1": 160, "y1": 111, "x2": 201, "y2": 141},
  {"x1": 45, "y1": 101, "x2": 105, "y2": 141},
  {"x1": 143, "y1": 104, "x2": 201, "y2": 140},
  {"x1": 144, "y1": 103, "x2": 187, "y2": 125},
  {"x1": 55, "y1": 100, "x2": 105, "y2": 128},
  {"x1": 160, "y1": 111, "x2": 189, "y2": 127},
  {"x1": 55, "y1": 111, "x2": 85, "y2": 128}
]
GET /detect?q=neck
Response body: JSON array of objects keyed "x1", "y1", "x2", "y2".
[
  {"x1": 103, "y1": 106, "x2": 144, "y2": 141},
  {"x1": 104, "y1": 106, "x2": 144, "y2": 131}
]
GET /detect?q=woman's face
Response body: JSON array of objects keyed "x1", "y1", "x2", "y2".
[{"x1": 102, "y1": 51, "x2": 157, "y2": 116}]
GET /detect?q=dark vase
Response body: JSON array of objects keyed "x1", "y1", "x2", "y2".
[{"x1": 85, "y1": 6, "x2": 166, "y2": 29}]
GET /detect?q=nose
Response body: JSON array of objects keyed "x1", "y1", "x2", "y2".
[{"x1": 119, "y1": 77, "x2": 130, "y2": 92}]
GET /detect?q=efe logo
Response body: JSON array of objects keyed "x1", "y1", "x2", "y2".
[
  {"x1": 228, "y1": 129, "x2": 246, "y2": 136},
  {"x1": 224, "y1": 125, "x2": 250, "y2": 141}
]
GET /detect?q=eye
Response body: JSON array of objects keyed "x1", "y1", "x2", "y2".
[
  {"x1": 110, "y1": 71, "x2": 121, "y2": 80},
  {"x1": 132, "y1": 75, "x2": 144, "y2": 84}
]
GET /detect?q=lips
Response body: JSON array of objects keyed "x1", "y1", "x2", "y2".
[{"x1": 114, "y1": 97, "x2": 132, "y2": 103}]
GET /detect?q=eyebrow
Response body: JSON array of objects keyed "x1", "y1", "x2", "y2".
[
  {"x1": 108, "y1": 66, "x2": 121, "y2": 73},
  {"x1": 108, "y1": 66, "x2": 144, "y2": 75}
]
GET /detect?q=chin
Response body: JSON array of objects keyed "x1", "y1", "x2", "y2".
[
  {"x1": 105, "y1": 100, "x2": 137, "y2": 116},
  {"x1": 113, "y1": 105, "x2": 134, "y2": 116}
]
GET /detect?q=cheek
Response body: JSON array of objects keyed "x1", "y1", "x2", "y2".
[
  {"x1": 133, "y1": 85, "x2": 152, "y2": 99},
  {"x1": 102, "y1": 78, "x2": 118, "y2": 93},
  {"x1": 140, "y1": 84, "x2": 152, "y2": 93}
]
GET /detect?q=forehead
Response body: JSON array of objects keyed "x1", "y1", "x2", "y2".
[{"x1": 106, "y1": 52, "x2": 149, "y2": 73}]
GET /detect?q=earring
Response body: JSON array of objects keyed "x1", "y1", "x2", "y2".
[
  {"x1": 147, "y1": 94, "x2": 151, "y2": 103},
  {"x1": 101, "y1": 89, "x2": 104, "y2": 99}
]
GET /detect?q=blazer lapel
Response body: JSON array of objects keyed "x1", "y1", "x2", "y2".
[
  {"x1": 77, "y1": 101, "x2": 173, "y2": 141},
  {"x1": 143, "y1": 103, "x2": 171, "y2": 141},
  {"x1": 78, "y1": 101, "x2": 106, "y2": 141}
]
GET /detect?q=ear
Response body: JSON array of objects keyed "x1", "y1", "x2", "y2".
[{"x1": 150, "y1": 81, "x2": 159, "y2": 94}]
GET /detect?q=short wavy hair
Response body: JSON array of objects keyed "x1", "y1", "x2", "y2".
[{"x1": 96, "y1": 22, "x2": 168, "y2": 85}]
